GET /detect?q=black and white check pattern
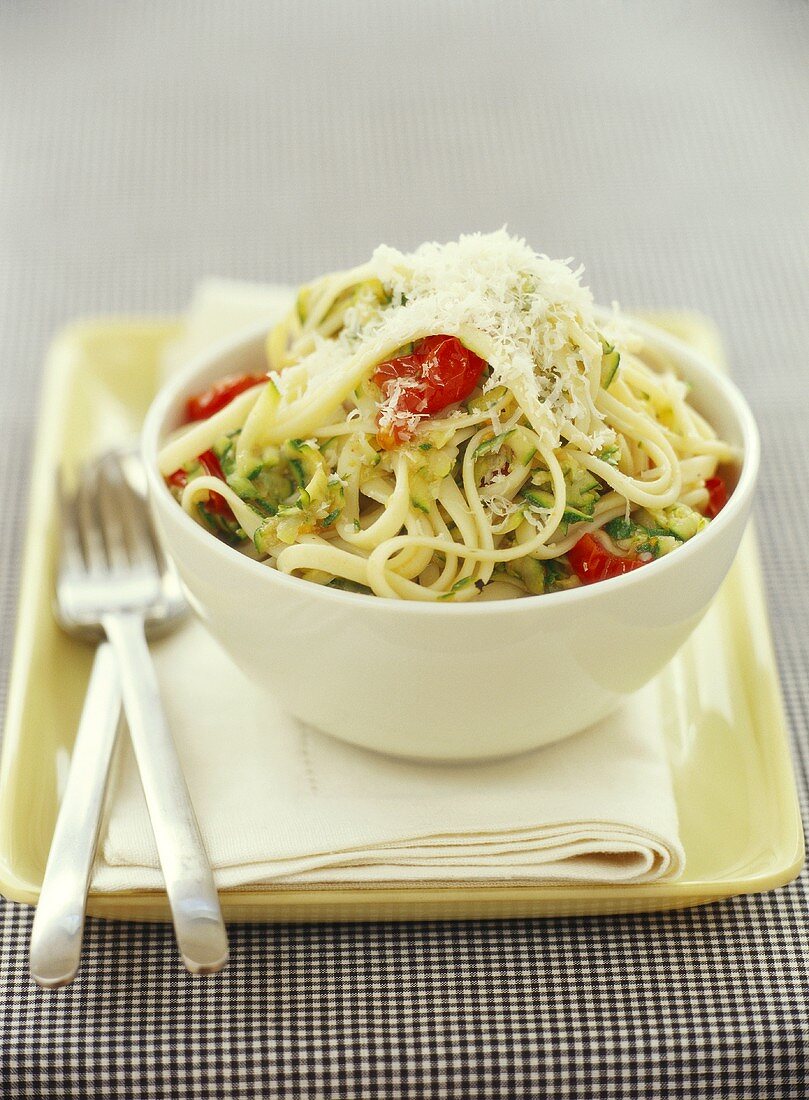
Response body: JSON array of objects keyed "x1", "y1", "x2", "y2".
[
  {"x1": 1, "y1": 2, "x2": 808, "y2": 1097},
  {"x1": 2, "y1": 904, "x2": 809, "y2": 1098}
]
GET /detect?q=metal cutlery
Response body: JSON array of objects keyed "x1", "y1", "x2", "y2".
[{"x1": 29, "y1": 450, "x2": 228, "y2": 987}]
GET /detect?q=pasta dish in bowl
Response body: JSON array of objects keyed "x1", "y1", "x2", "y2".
[
  {"x1": 155, "y1": 231, "x2": 737, "y2": 601},
  {"x1": 143, "y1": 233, "x2": 758, "y2": 758}
]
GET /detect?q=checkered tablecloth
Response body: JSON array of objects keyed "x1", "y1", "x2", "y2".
[{"x1": 2, "y1": 3, "x2": 808, "y2": 1097}]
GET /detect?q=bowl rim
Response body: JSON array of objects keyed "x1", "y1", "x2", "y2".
[{"x1": 142, "y1": 312, "x2": 761, "y2": 615}]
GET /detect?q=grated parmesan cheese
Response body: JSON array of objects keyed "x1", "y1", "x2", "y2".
[{"x1": 290, "y1": 230, "x2": 620, "y2": 453}]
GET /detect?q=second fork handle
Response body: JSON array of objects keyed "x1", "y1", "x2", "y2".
[
  {"x1": 102, "y1": 611, "x2": 229, "y2": 974},
  {"x1": 29, "y1": 642, "x2": 122, "y2": 988}
]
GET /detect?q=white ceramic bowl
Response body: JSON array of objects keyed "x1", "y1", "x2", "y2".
[{"x1": 142, "y1": 317, "x2": 760, "y2": 761}]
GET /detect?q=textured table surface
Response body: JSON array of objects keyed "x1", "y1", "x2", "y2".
[{"x1": 2, "y1": 3, "x2": 808, "y2": 1097}]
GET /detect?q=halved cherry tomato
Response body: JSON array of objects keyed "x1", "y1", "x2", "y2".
[
  {"x1": 176, "y1": 372, "x2": 264, "y2": 515},
  {"x1": 166, "y1": 468, "x2": 188, "y2": 490},
  {"x1": 373, "y1": 335, "x2": 487, "y2": 447},
  {"x1": 167, "y1": 449, "x2": 232, "y2": 516},
  {"x1": 185, "y1": 373, "x2": 266, "y2": 423},
  {"x1": 705, "y1": 475, "x2": 728, "y2": 518},
  {"x1": 567, "y1": 533, "x2": 646, "y2": 585}
]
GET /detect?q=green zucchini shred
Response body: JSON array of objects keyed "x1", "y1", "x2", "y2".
[
  {"x1": 600, "y1": 336, "x2": 621, "y2": 388},
  {"x1": 473, "y1": 430, "x2": 514, "y2": 459},
  {"x1": 327, "y1": 577, "x2": 373, "y2": 595}
]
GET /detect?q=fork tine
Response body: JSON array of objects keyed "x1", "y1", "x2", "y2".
[
  {"x1": 108, "y1": 451, "x2": 160, "y2": 574},
  {"x1": 76, "y1": 462, "x2": 108, "y2": 574},
  {"x1": 118, "y1": 447, "x2": 148, "y2": 499},
  {"x1": 56, "y1": 469, "x2": 86, "y2": 579},
  {"x1": 118, "y1": 449, "x2": 162, "y2": 559},
  {"x1": 96, "y1": 456, "x2": 133, "y2": 571},
  {"x1": 123, "y1": 450, "x2": 188, "y2": 611}
]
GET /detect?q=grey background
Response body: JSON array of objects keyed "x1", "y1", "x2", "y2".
[{"x1": 1, "y1": 2, "x2": 808, "y2": 1096}]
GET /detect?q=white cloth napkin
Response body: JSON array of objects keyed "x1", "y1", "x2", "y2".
[
  {"x1": 92, "y1": 281, "x2": 686, "y2": 891},
  {"x1": 94, "y1": 620, "x2": 684, "y2": 889}
]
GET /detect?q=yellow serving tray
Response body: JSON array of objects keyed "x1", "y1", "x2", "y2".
[{"x1": 0, "y1": 316, "x2": 803, "y2": 922}]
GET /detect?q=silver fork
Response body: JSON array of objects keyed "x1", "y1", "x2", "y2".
[{"x1": 29, "y1": 450, "x2": 228, "y2": 987}]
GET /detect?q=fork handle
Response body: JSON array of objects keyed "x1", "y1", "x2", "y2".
[
  {"x1": 29, "y1": 643, "x2": 122, "y2": 988},
  {"x1": 102, "y1": 611, "x2": 229, "y2": 975}
]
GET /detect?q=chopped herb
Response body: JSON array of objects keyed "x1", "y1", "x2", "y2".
[
  {"x1": 438, "y1": 576, "x2": 474, "y2": 600},
  {"x1": 597, "y1": 444, "x2": 620, "y2": 467},
  {"x1": 605, "y1": 516, "x2": 636, "y2": 541},
  {"x1": 197, "y1": 503, "x2": 242, "y2": 547}
]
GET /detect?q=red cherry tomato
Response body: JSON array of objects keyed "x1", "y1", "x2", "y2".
[
  {"x1": 167, "y1": 449, "x2": 232, "y2": 516},
  {"x1": 373, "y1": 335, "x2": 487, "y2": 447},
  {"x1": 705, "y1": 475, "x2": 728, "y2": 518},
  {"x1": 177, "y1": 372, "x2": 265, "y2": 517},
  {"x1": 567, "y1": 533, "x2": 646, "y2": 585},
  {"x1": 166, "y1": 467, "x2": 188, "y2": 490},
  {"x1": 185, "y1": 373, "x2": 266, "y2": 423}
]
